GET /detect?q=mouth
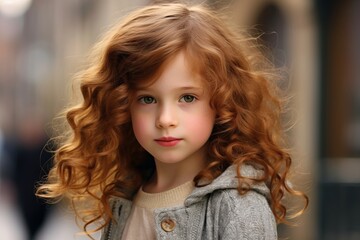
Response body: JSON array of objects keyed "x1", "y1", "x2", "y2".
[{"x1": 154, "y1": 137, "x2": 182, "y2": 147}]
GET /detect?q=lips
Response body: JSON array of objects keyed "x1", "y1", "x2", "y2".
[{"x1": 154, "y1": 137, "x2": 182, "y2": 147}]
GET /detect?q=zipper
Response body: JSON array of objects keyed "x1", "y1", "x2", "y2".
[
  {"x1": 105, "y1": 203, "x2": 122, "y2": 240},
  {"x1": 105, "y1": 220, "x2": 113, "y2": 240}
]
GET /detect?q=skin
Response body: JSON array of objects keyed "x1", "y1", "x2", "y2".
[{"x1": 130, "y1": 52, "x2": 216, "y2": 193}]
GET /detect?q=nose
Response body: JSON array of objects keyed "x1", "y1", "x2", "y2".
[{"x1": 156, "y1": 104, "x2": 178, "y2": 129}]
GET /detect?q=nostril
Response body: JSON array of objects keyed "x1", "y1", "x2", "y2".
[{"x1": 156, "y1": 116, "x2": 178, "y2": 129}]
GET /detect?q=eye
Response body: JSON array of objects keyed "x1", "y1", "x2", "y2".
[
  {"x1": 180, "y1": 95, "x2": 196, "y2": 103},
  {"x1": 139, "y1": 96, "x2": 156, "y2": 104}
]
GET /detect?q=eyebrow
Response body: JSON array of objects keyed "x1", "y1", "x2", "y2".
[{"x1": 135, "y1": 86, "x2": 203, "y2": 91}]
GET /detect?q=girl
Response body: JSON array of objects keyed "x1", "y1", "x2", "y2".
[{"x1": 38, "y1": 3, "x2": 308, "y2": 240}]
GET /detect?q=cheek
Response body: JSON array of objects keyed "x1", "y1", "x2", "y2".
[
  {"x1": 131, "y1": 111, "x2": 151, "y2": 142},
  {"x1": 184, "y1": 110, "x2": 215, "y2": 141}
]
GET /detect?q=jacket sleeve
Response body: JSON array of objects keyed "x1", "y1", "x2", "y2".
[{"x1": 217, "y1": 190, "x2": 278, "y2": 240}]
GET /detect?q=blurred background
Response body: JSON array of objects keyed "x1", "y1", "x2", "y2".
[{"x1": 0, "y1": 0, "x2": 359, "y2": 239}]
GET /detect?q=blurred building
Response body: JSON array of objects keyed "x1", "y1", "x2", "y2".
[{"x1": 0, "y1": 0, "x2": 359, "y2": 239}]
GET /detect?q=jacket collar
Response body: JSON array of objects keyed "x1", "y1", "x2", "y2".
[{"x1": 184, "y1": 164, "x2": 270, "y2": 206}]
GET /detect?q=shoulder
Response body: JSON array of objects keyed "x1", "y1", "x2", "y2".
[{"x1": 209, "y1": 189, "x2": 277, "y2": 240}]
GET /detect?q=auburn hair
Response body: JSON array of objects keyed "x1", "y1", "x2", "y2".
[{"x1": 37, "y1": 3, "x2": 308, "y2": 235}]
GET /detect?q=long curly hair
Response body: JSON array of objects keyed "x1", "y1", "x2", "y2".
[{"x1": 37, "y1": 3, "x2": 308, "y2": 235}]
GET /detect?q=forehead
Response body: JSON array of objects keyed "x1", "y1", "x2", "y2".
[{"x1": 134, "y1": 51, "x2": 205, "y2": 90}]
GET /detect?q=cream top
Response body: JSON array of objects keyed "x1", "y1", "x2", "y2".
[{"x1": 121, "y1": 181, "x2": 194, "y2": 240}]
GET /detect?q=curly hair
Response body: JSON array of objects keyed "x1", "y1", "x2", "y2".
[{"x1": 37, "y1": 3, "x2": 308, "y2": 235}]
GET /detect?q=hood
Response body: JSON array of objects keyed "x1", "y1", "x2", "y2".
[{"x1": 184, "y1": 164, "x2": 270, "y2": 206}]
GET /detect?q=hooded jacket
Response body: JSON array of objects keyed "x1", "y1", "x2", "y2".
[{"x1": 101, "y1": 165, "x2": 277, "y2": 240}]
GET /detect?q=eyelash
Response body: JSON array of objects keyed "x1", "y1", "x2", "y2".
[
  {"x1": 179, "y1": 95, "x2": 196, "y2": 103},
  {"x1": 137, "y1": 94, "x2": 197, "y2": 104},
  {"x1": 138, "y1": 96, "x2": 156, "y2": 104}
]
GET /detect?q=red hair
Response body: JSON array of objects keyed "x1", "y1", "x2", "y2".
[{"x1": 37, "y1": 3, "x2": 308, "y2": 235}]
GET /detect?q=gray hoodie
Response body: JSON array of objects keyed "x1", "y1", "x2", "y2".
[{"x1": 101, "y1": 165, "x2": 277, "y2": 240}]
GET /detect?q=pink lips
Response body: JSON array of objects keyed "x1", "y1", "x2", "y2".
[{"x1": 155, "y1": 137, "x2": 182, "y2": 147}]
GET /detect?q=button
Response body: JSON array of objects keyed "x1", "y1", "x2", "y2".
[{"x1": 161, "y1": 219, "x2": 176, "y2": 232}]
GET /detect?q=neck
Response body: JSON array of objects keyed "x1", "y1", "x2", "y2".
[{"x1": 143, "y1": 156, "x2": 206, "y2": 193}]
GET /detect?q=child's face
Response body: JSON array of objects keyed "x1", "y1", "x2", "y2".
[{"x1": 130, "y1": 52, "x2": 215, "y2": 168}]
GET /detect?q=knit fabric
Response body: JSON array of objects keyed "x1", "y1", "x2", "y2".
[
  {"x1": 101, "y1": 165, "x2": 278, "y2": 240},
  {"x1": 135, "y1": 180, "x2": 194, "y2": 210},
  {"x1": 121, "y1": 181, "x2": 194, "y2": 240}
]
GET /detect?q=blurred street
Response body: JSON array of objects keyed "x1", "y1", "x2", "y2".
[
  {"x1": 0, "y1": 196, "x2": 100, "y2": 240},
  {"x1": 1, "y1": 0, "x2": 359, "y2": 239}
]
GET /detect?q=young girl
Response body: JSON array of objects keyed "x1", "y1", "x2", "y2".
[{"x1": 38, "y1": 3, "x2": 308, "y2": 239}]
